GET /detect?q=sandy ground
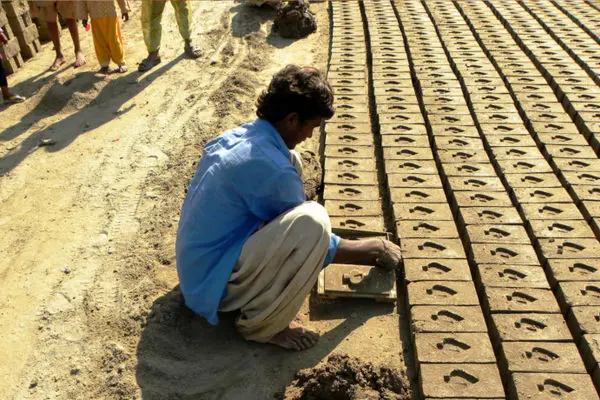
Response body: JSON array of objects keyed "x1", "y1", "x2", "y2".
[{"x1": 0, "y1": 1, "x2": 408, "y2": 399}]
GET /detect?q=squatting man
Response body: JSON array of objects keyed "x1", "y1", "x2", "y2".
[{"x1": 176, "y1": 65, "x2": 402, "y2": 351}]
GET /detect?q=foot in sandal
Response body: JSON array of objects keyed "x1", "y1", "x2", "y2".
[
  {"x1": 267, "y1": 321, "x2": 319, "y2": 351},
  {"x1": 138, "y1": 54, "x2": 161, "y2": 72},
  {"x1": 184, "y1": 40, "x2": 202, "y2": 59}
]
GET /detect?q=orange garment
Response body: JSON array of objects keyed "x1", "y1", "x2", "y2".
[{"x1": 91, "y1": 16, "x2": 124, "y2": 67}]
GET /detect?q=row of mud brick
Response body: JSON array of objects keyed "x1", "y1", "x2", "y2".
[
  {"x1": 326, "y1": 0, "x2": 600, "y2": 398},
  {"x1": 0, "y1": 0, "x2": 41, "y2": 73}
]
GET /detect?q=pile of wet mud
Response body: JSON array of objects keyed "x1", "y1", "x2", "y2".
[{"x1": 282, "y1": 354, "x2": 411, "y2": 400}]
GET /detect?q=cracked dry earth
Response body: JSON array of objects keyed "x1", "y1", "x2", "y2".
[{"x1": 5, "y1": 0, "x2": 600, "y2": 399}]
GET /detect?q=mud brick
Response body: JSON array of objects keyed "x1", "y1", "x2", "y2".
[
  {"x1": 479, "y1": 122, "x2": 531, "y2": 137},
  {"x1": 401, "y1": 238, "x2": 467, "y2": 259},
  {"x1": 459, "y1": 207, "x2": 523, "y2": 226},
  {"x1": 377, "y1": 103, "x2": 421, "y2": 114},
  {"x1": 545, "y1": 144, "x2": 598, "y2": 160},
  {"x1": 327, "y1": 70, "x2": 364, "y2": 80},
  {"x1": 463, "y1": 77, "x2": 506, "y2": 88},
  {"x1": 521, "y1": 204, "x2": 582, "y2": 223},
  {"x1": 491, "y1": 146, "x2": 544, "y2": 161},
  {"x1": 0, "y1": 34, "x2": 19, "y2": 58},
  {"x1": 537, "y1": 133, "x2": 589, "y2": 147},
  {"x1": 562, "y1": 171, "x2": 600, "y2": 187},
  {"x1": 512, "y1": 187, "x2": 573, "y2": 204},
  {"x1": 430, "y1": 124, "x2": 480, "y2": 137},
  {"x1": 325, "y1": 133, "x2": 374, "y2": 146},
  {"x1": 421, "y1": 87, "x2": 465, "y2": 98},
  {"x1": 324, "y1": 157, "x2": 376, "y2": 172},
  {"x1": 325, "y1": 121, "x2": 370, "y2": 134},
  {"x1": 428, "y1": 114, "x2": 475, "y2": 127},
  {"x1": 422, "y1": 95, "x2": 468, "y2": 107},
  {"x1": 508, "y1": 373, "x2": 597, "y2": 400},
  {"x1": 415, "y1": 333, "x2": 495, "y2": 365},
  {"x1": 411, "y1": 305, "x2": 488, "y2": 333},
  {"x1": 419, "y1": 72, "x2": 460, "y2": 82},
  {"x1": 404, "y1": 259, "x2": 472, "y2": 282},
  {"x1": 385, "y1": 159, "x2": 439, "y2": 175},
  {"x1": 373, "y1": 85, "x2": 416, "y2": 99},
  {"x1": 419, "y1": 80, "x2": 463, "y2": 90},
  {"x1": 335, "y1": 95, "x2": 368, "y2": 108},
  {"x1": 390, "y1": 187, "x2": 448, "y2": 204},
  {"x1": 477, "y1": 264, "x2": 549, "y2": 289},
  {"x1": 324, "y1": 145, "x2": 374, "y2": 159},
  {"x1": 406, "y1": 281, "x2": 479, "y2": 306},
  {"x1": 379, "y1": 114, "x2": 426, "y2": 126},
  {"x1": 525, "y1": 111, "x2": 573, "y2": 126},
  {"x1": 372, "y1": 65, "x2": 412, "y2": 75},
  {"x1": 547, "y1": 260, "x2": 600, "y2": 289},
  {"x1": 397, "y1": 220, "x2": 460, "y2": 239},
  {"x1": 466, "y1": 224, "x2": 530, "y2": 245},
  {"x1": 380, "y1": 123, "x2": 426, "y2": 135},
  {"x1": 324, "y1": 200, "x2": 382, "y2": 217},
  {"x1": 323, "y1": 185, "x2": 380, "y2": 201},
  {"x1": 469, "y1": 93, "x2": 514, "y2": 104},
  {"x1": 437, "y1": 149, "x2": 491, "y2": 163},
  {"x1": 330, "y1": 216, "x2": 385, "y2": 232},
  {"x1": 452, "y1": 190, "x2": 513, "y2": 208},
  {"x1": 476, "y1": 112, "x2": 524, "y2": 126},
  {"x1": 327, "y1": 77, "x2": 365, "y2": 88},
  {"x1": 324, "y1": 171, "x2": 377, "y2": 186},
  {"x1": 442, "y1": 162, "x2": 498, "y2": 177},
  {"x1": 0, "y1": 38, "x2": 23, "y2": 74},
  {"x1": 470, "y1": 243, "x2": 540, "y2": 265},
  {"x1": 492, "y1": 313, "x2": 572, "y2": 342},
  {"x1": 486, "y1": 135, "x2": 536, "y2": 148},
  {"x1": 483, "y1": 287, "x2": 561, "y2": 314},
  {"x1": 505, "y1": 75, "x2": 548, "y2": 87},
  {"x1": 580, "y1": 334, "x2": 600, "y2": 373},
  {"x1": 553, "y1": 157, "x2": 600, "y2": 173},
  {"x1": 529, "y1": 219, "x2": 595, "y2": 240},
  {"x1": 500, "y1": 342, "x2": 586, "y2": 374},
  {"x1": 530, "y1": 121, "x2": 581, "y2": 136},
  {"x1": 371, "y1": 72, "x2": 412, "y2": 82},
  {"x1": 434, "y1": 136, "x2": 484, "y2": 151},
  {"x1": 504, "y1": 173, "x2": 562, "y2": 189},
  {"x1": 329, "y1": 54, "x2": 365, "y2": 66},
  {"x1": 381, "y1": 134, "x2": 429, "y2": 148},
  {"x1": 569, "y1": 306, "x2": 600, "y2": 341},
  {"x1": 539, "y1": 238, "x2": 600, "y2": 260},
  {"x1": 557, "y1": 282, "x2": 600, "y2": 312},
  {"x1": 420, "y1": 364, "x2": 504, "y2": 399},
  {"x1": 387, "y1": 173, "x2": 442, "y2": 188},
  {"x1": 383, "y1": 147, "x2": 434, "y2": 161},
  {"x1": 519, "y1": 102, "x2": 566, "y2": 116},
  {"x1": 569, "y1": 184, "x2": 600, "y2": 203},
  {"x1": 471, "y1": 101, "x2": 520, "y2": 115},
  {"x1": 393, "y1": 203, "x2": 454, "y2": 221},
  {"x1": 425, "y1": 104, "x2": 471, "y2": 117},
  {"x1": 447, "y1": 176, "x2": 506, "y2": 192},
  {"x1": 328, "y1": 81, "x2": 367, "y2": 92},
  {"x1": 581, "y1": 200, "x2": 600, "y2": 219},
  {"x1": 3, "y1": 0, "x2": 29, "y2": 19}
]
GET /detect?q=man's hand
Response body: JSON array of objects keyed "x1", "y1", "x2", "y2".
[
  {"x1": 375, "y1": 239, "x2": 402, "y2": 270},
  {"x1": 331, "y1": 238, "x2": 402, "y2": 271},
  {"x1": 0, "y1": 31, "x2": 8, "y2": 45},
  {"x1": 122, "y1": 12, "x2": 129, "y2": 22}
]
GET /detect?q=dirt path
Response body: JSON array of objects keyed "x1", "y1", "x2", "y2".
[{"x1": 0, "y1": 2, "x2": 406, "y2": 399}]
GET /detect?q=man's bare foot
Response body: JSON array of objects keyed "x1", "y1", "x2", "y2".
[
  {"x1": 74, "y1": 51, "x2": 86, "y2": 68},
  {"x1": 268, "y1": 321, "x2": 319, "y2": 351},
  {"x1": 49, "y1": 56, "x2": 66, "y2": 71}
]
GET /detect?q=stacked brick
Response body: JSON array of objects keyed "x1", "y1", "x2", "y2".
[
  {"x1": 360, "y1": 0, "x2": 505, "y2": 398},
  {"x1": 0, "y1": 2, "x2": 23, "y2": 73},
  {"x1": 323, "y1": 0, "x2": 385, "y2": 234},
  {"x1": 2, "y1": 0, "x2": 40, "y2": 59},
  {"x1": 440, "y1": 0, "x2": 599, "y2": 397}
]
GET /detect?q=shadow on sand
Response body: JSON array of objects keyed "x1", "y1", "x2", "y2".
[
  {"x1": 135, "y1": 286, "x2": 394, "y2": 399},
  {"x1": 0, "y1": 56, "x2": 183, "y2": 175}
]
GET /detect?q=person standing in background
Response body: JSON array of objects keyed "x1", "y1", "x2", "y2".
[
  {"x1": 138, "y1": 0, "x2": 202, "y2": 72},
  {"x1": 78, "y1": 0, "x2": 131, "y2": 73}
]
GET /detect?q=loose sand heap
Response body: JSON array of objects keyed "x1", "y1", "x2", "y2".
[
  {"x1": 282, "y1": 354, "x2": 411, "y2": 400},
  {"x1": 273, "y1": 0, "x2": 317, "y2": 39}
]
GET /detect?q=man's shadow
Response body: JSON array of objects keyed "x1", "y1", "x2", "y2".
[
  {"x1": 0, "y1": 56, "x2": 182, "y2": 175},
  {"x1": 135, "y1": 285, "x2": 395, "y2": 399}
]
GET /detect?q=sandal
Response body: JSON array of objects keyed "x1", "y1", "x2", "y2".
[
  {"x1": 138, "y1": 56, "x2": 161, "y2": 72},
  {"x1": 4, "y1": 94, "x2": 25, "y2": 104},
  {"x1": 184, "y1": 43, "x2": 202, "y2": 59}
]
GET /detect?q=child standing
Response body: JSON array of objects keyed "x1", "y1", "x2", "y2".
[
  {"x1": 78, "y1": 0, "x2": 130, "y2": 73},
  {"x1": 0, "y1": 27, "x2": 25, "y2": 104}
]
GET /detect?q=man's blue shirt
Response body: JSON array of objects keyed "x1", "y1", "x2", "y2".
[{"x1": 176, "y1": 119, "x2": 339, "y2": 325}]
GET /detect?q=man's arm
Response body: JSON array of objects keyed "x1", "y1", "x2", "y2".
[{"x1": 332, "y1": 238, "x2": 402, "y2": 270}]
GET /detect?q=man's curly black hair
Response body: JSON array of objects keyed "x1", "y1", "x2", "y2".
[{"x1": 256, "y1": 65, "x2": 335, "y2": 124}]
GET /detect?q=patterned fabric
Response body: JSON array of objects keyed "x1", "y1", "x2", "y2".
[{"x1": 77, "y1": 0, "x2": 130, "y2": 20}]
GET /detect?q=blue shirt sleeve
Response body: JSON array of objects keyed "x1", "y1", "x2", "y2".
[
  {"x1": 324, "y1": 233, "x2": 340, "y2": 267},
  {"x1": 246, "y1": 169, "x2": 306, "y2": 222}
]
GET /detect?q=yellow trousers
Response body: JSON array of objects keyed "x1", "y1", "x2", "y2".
[
  {"x1": 91, "y1": 16, "x2": 125, "y2": 67},
  {"x1": 141, "y1": 0, "x2": 193, "y2": 53}
]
